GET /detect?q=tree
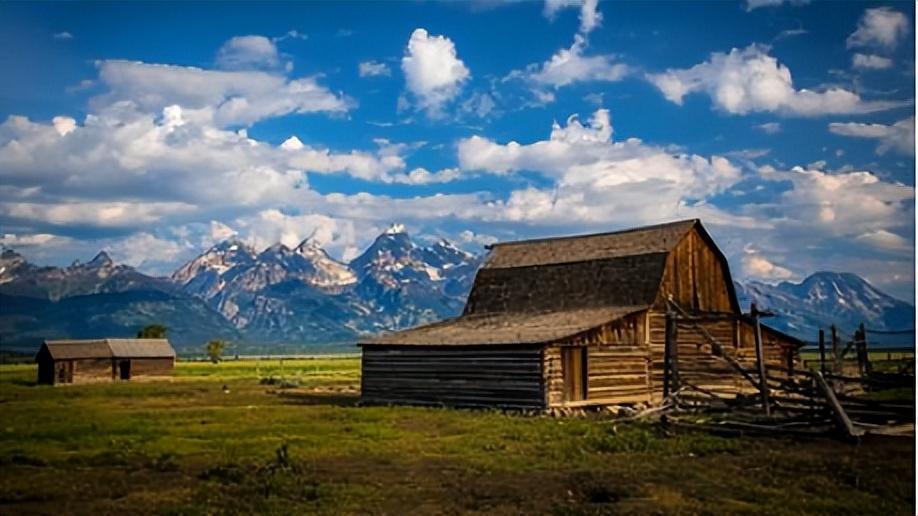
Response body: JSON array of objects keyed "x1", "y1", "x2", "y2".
[
  {"x1": 137, "y1": 324, "x2": 167, "y2": 338},
  {"x1": 206, "y1": 340, "x2": 226, "y2": 364}
]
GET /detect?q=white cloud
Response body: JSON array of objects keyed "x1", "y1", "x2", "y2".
[
  {"x1": 828, "y1": 117, "x2": 915, "y2": 156},
  {"x1": 108, "y1": 232, "x2": 186, "y2": 268},
  {"x1": 756, "y1": 122, "x2": 781, "y2": 134},
  {"x1": 745, "y1": 0, "x2": 808, "y2": 11},
  {"x1": 401, "y1": 28, "x2": 470, "y2": 116},
  {"x1": 94, "y1": 60, "x2": 350, "y2": 127},
  {"x1": 52, "y1": 116, "x2": 77, "y2": 136},
  {"x1": 847, "y1": 7, "x2": 909, "y2": 50},
  {"x1": 359, "y1": 60, "x2": 391, "y2": 78},
  {"x1": 52, "y1": 31, "x2": 73, "y2": 40},
  {"x1": 525, "y1": 35, "x2": 628, "y2": 89},
  {"x1": 458, "y1": 109, "x2": 743, "y2": 226},
  {"x1": 757, "y1": 164, "x2": 914, "y2": 236},
  {"x1": 856, "y1": 229, "x2": 910, "y2": 251},
  {"x1": 543, "y1": 0, "x2": 602, "y2": 35},
  {"x1": 1, "y1": 200, "x2": 196, "y2": 228},
  {"x1": 216, "y1": 35, "x2": 281, "y2": 70},
  {"x1": 647, "y1": 44, "x2": 908, "y2": 116},
  {"x1": 851, "y1": 53, "x2": 893, "y2": 70},
  {"x1": 742, "y1": 251, "x2": 794, "y2": 280},
  {"x1": 0, "y1": 233, "x2": 70, "y2": 248},
  {"x1": 460, "y1": 92, "x2": 497, "y2": 118}
]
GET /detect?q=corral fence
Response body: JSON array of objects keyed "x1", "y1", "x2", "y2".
[{"x1": 654, "y1": 299, "x2": 914, "y2": 441}]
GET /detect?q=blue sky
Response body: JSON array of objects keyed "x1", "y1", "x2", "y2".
[{"x1": 0, "y1": 0, "x2": 914, "y2": 300}]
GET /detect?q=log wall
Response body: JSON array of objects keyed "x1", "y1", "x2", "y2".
[
  {"x1": 128, "y1": 358, "x2": 175, "y2": 377},
  {"x1": 71, "y1": 358, "x2": 115, "y2": 384},
  {"x1": 361, "y1": 345, "x2": 544, "y2": 409},
  {"x1": 648, "y1": 311, "x2": 796, "y2": 402}
]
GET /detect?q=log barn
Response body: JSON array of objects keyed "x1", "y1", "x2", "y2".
[
  {"x1": 359, "y1": 219, "x2": 803, "y2": 410},
  {"x1": 35, "y1": 338, "x2": 176, "y2": 385}
]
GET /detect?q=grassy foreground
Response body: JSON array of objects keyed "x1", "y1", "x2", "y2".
[{"x1": 0, "y1": 358, "x2": 913, "y2": 515}]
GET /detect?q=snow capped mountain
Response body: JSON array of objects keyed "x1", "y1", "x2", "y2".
[
  {"x1": 5, "y1": 228, "x2": 909, "y2": 351},
  {"x1": 346, "y1": 225, "x2": 480, "y2": 330},
  {"x1": 0, "y1": 249, "x2": 172, "y2": 301},
  {"x1": 0, "y1": 248, "x2": 36, "y2": 284},
  {"x1": 294, "y1": 237, "x2": 356, "y2": 288},
  {"x1": 735, "y1": 272, "x2": 914, "y2": 341}
]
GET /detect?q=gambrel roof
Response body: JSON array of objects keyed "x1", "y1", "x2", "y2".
[{"x1": 362, "y1": 219, "x2": 739, "y2": 346}]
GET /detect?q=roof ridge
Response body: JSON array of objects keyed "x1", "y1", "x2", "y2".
[{"x1": 487, "y1": 219, "x2": 698, "y2": 249}]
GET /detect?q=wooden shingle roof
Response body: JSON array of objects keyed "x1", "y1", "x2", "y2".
[
  {"x1": 363, "y1": 306, "x2": 647, "y2": 346},
  {"x1": 360, "y1": 219, "x2": 715, "y2": 347},
  {"x1": 483, "y1": 219, "x2": 697, "y2": 269}
]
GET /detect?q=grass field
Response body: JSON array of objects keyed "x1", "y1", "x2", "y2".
[{"x1": 0, "y1": 358, "x2": 914, "y2": 515}]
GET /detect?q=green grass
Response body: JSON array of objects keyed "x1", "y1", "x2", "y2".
[{"x1": 0, "y1": 359, "x2": 914, "y2": 515}]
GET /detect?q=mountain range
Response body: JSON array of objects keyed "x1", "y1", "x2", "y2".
[{"x1": 0, "y1": 224, "x2": 912, "y2": 354}]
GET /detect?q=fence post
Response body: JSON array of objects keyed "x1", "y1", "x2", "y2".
[
  {"x1": 860, "y1": 323, "x2": 872, "y2": 376},
  {"x1": 751, "y1": 303, "x2": 771, "y2": 416},
  {"x1": 831, "y1": 325, "x2": 839, "y2": 373},
  {"x1": 818, "y1": 329, "x2": 826, "y2": 375},
  {"x1": 663, "y1": 311, "x2": 679, "y2": 398}
]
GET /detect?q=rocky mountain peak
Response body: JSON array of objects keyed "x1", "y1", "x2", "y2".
[
  {"x1": 87, "y1": 251, "x2": 114, "y2": 268},
  {"x1": 385, "y1": 223, "x2": 407, "y2": 235}
]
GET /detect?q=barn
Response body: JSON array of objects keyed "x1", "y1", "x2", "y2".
[
  {"x1": 36, "y1": 338, "x2": 176, "y2": 385},
  {"x1": 359, "y1": 219, "x2": 803, "y2": 410}
]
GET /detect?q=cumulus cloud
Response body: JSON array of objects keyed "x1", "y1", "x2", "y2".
[
  {"x1": 52, "y1": 31, "x2": 73, "y2": 40},
  {"x1": 756, "y1": 164, "x2": 914, "y2": 236},
  {"x1": 851, "y1": 53, "x2": 893, "y2": 70},
  {"x1": 401, "y1": 28, "x2": 470, "y2": 116},
  {"x1": 458, "y1": 109, "x2": 743, "y2": 226},
  {"x1": 847, "y1": 7, "x2": 909, "y2": 50},
  {"x1": 543, "y1": 0, "x2": 602, "y2": 35},
  {"x1": 94, "y1": 60, "x2": 350, "y2": 127},
  {"x1": 359, "y1": 60, "x2": 391, "y2": 77},
  {"x1": 828, "y1": 117, "x2": 915, "y2": 156},
  {"x1": 647, "y1": 44, "x2": 908, "y2": 116},
  {"x1": 742, "y1": 251, "x2": 794, "y2": 280},
  {"x1": 524, "y1": 35, "x2": 628, "y2": 89},
  {"x1": 216, "y1": 35, "x2": 281, "y2": 70},
  {"x1": 756, "y1": 122, "x2": 781, "y2": 134}
]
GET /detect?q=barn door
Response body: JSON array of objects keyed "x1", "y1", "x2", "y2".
[
  {"x1": 119, "y1": 360, "x2": 131, "y2": 380},
  {"x1": 562, "y1": 347, "x2": 587, "y2": 402}
]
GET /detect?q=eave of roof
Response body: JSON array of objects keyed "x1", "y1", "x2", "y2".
[{"x1": 360, "y1": 306, "x2": 648, "y2": 346}]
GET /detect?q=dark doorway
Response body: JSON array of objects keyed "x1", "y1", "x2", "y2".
[
  {"x1": 119, "y1": 360, "x2": 131, "y2": 380},
  {"x1": 562, "y1": 347, "x2": 588, "y2": 402}
]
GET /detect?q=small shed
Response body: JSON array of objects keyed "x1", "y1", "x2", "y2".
[
  {"x1": 359, "y1": 219, "x2": 803, "y2": 410},
  {"x1": 36, "y1": 338, "x2": 176, "y2": 385}
]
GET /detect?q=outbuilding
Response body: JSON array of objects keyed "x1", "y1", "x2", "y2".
[
  {"x1": 36, "y1": 338, "x2": 176, "y2": 385},
  {"x1": 359, "y1": 219, "x2": 802, "y2": 410}
]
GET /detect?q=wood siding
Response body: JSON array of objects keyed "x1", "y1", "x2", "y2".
[
  {"x1": 128, "y1": 358, "x2": 175, "y2": 377},
  {"x1": 544, "y1": 313, "x2": 653, "y2": 408},
  {"x1": 648, "y1": 311, "x2": 796, "y2": 402},
  {"x1": 36, "y1": 357, "x2": 175, "y2": 385},
  {"x1": 655, "y1": 227, "x2": 734, "y2": 313},
  {"x1": 361, "y1": 345, "x2": 544, "y2": 409}
]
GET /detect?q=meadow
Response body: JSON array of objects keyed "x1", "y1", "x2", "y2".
[{"x1": 0, "y1": 358, "x2": 914, "y2": 515}]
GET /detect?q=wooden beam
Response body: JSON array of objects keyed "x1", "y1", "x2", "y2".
[
  {"x1": 813, "y1": 371, "x2": 863, "y2": 440},
  {"x1": 818, "y1": 329, "x2": 826, "y2": 376},
  {"x1": 751, "y1": 303, "x2": 771, "y2": 416},
  {"x1": 666, "y1": 299, "x2": 764, "y2": 392}
]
